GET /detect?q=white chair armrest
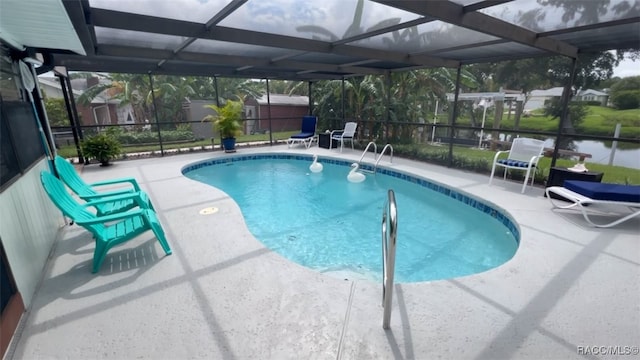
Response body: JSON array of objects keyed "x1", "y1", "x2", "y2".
[
  {"x1": 492, "y1": 150, "x2": 509, "y2": 163},
  {"x1": 330, "y1": 129, "x2": 343, "y2": 138}
]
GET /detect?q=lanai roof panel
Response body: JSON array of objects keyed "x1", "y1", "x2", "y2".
[
  {"x1": 217, "y1": 0, "x2": 423, "y2": 41},
  {"x1": 479, "y1": 0, "x2": 640, "y2": 33}
]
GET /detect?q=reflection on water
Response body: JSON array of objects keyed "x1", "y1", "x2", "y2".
[{"x1": 544, "y1": 139, "x2": 640, "y2": 169}]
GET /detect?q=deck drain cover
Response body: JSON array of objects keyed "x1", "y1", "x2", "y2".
[{"x1": 199, "y1": 207, "x2": 219, "y2": 215}]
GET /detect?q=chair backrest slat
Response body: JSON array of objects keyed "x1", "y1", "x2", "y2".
[
  {"x1": 40, "y1": 171, "x2": 104, "y2": 235},
  {"x1": 509, "y1": 138, "x2": 545, "y2": 162},
  {"x1": 343, "y1": 122, "x2": 357, "y2": 137},
  {"x1": 54, "y1": 156, "x2": 97, "y2": 197}
]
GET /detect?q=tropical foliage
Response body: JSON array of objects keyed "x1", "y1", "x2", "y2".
[
  {"x1": 81, "y1": 133, "x2": 121, "y2": 165},
  {"x1": 44, "y1": 97, "x2": 70, "y2": 127},
  {"x1": 202, "y1": 99, "x2": 244, "y2": 139},
  {"x1": 75, "y1": 74, "x2": 265, "y2": 130}
]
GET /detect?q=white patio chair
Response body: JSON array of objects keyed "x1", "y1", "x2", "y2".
[
  {"x1": 329, "y1": 122, "x2": 357, "y2": 152},
  {"x1": 489, "y1": 137, "x2": 545, "y2": 193}
]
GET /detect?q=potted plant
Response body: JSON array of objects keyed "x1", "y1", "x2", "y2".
[
  {"x1": 81, "y1": 133, "x2": 122, "y2": 166},
  {"x1": 202, "y1": 99, "x2": 243, "y2": 152}
]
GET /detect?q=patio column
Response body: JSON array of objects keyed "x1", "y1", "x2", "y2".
[
  {"x1": 448, "y1": 65, "x2": 463, "y2": 168},
  {"x1": 148, "y1": 72, "x2": 164, "y2": 156},
  {"x1": 213, "y1": 76, "x2": 221, "y2": 149},
  {"x1": 386, "y1": 71, "x2": 391, "y2": 142},
  {"x1": 341, "y1": 77, "x2": 346, "y2": 126},
  {"x1": 551, "y1": 57, "x2": 578, "y2": 168},
  {"x1": 213, "y1": 76, "x2": 220, "y2": 107},
  {"x1": 58, "y1": 73, "x2": 84, "y2": 164},
  {"x1": 308, "y1": 81, "x2": 313, "y2": 116},
  {"x1": 266, "y1": 79, "x2": 273, "y2": 145}
]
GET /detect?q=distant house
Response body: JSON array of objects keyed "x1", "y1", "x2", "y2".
[
  {"x1": 575, "y1": 89, "x2": 609, "y2": 106},
  {"x1": 525, "y1": 87, "x2": 610, "y2": 111},
  {"x1": 38, "y1": 76, "x2": 137, "y2": 127},
  {"x1": 244, "y1": 94, "x2": 310, "y2": 134},
  {"x1": 525, "y1": 87, "x2": 564, "y2": 112}
]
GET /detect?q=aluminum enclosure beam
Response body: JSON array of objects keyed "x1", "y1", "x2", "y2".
[{"x1": 373, "y1": 0, "x2": 578, "y2": 58}]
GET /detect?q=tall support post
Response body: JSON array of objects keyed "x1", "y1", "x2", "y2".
[
  {"x1": 386, "y1": 71, "x2": 391, "y2": 142},
  {"x1": 148, "y1": 72, "x2": 164, "y2": 156},
  {"x1": 448, "y1": 65, "x2": 463, "y2": 168},
  {"x1": 341, "y1": 77, "x2": 346, "y2": 127},
  {"x1": 551, "y1": 57, "x2": 578, "y2": 168},
  {"x1": 213, "y1": 76, "x2": 220, "y2": 107},
  {"x1": 64, "y1": 75, "x2": 86, "y2": 163},
  {"x1": 266, "y1": 79, "x2": 273, "y2": 145},
  {"x1": 308, "y1": 81, "x2": 313, "y2": 115},
  {"x1": 58, "y1": 74, "x2": 84, "y2": 163},
  {"x1": 213, "y1": 76, "x2": 220, "y2": 149}
]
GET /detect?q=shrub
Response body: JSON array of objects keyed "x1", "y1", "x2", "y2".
[
  {"x1": 609, "y1": 76, "x2": 640, "y2": 109},
  {"x1": 610, "y1": 90, "x2": 640, "y2": 110},
  {"x1": 81, "y1": 133, "x2": 122, "y2": 165}
]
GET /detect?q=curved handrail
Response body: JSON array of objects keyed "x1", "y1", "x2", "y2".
[
  {"x1": 358, "y1": 141, "x2": 377, "y2": 164},
  {"x1": 381, "y1": 189, "x2": 397, "y2": 329},
  {"x1": 376, "y1": 144, "x2": 394, "y2": 168}
]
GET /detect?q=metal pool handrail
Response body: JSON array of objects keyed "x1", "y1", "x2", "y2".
[
  {"x1": 358, "y1": 141, "x2": 377, "y2": 164},
  {"x1": 382, "y1": 189, "x2": 398, "y2": 329},
  {"x1": 375, "y1": 144, "x2": 394, "y2": 168}
]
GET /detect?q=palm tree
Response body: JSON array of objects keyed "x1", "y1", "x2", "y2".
[{"x1": 297, "y1": 0, "x2": 402, "y2": 41}]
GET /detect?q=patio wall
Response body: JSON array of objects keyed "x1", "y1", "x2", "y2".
[{"x1": 0, "y1": 159, "x2": 64, "y2": 306}]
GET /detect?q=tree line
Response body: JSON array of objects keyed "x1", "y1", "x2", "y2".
[{"x1": 45, "y1": 51, "x2": 638, "y2": 131}]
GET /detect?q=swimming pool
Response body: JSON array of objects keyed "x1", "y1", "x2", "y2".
[{"x1": 183, "y1": 154, "x2": 519, "y2": 283}]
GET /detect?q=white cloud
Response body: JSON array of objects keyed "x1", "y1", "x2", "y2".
[{"x1": 613, "y1": 58, "x2": 640, "y2": 78}]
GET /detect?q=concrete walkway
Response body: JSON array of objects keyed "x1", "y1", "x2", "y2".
[{"x1": 8, "y1": 145, "x2": 639, "y2": 360}]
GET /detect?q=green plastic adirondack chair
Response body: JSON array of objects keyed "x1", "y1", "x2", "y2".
[
  {"x1": 41, "y1": 171, "x2": 172, "y2": 273},
  {"x1": 54, "y1": 156, "x2": 154, "y2": 216}
]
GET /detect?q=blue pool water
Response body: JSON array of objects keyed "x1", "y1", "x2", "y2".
[{"x1": 183, "y1": 154, "x2": 519, "y2": 283}]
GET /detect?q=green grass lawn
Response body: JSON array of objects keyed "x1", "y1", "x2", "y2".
[
  {"x1": 454, "y1": 106, "x2": 640, "y2": 138},
  {"x1": 452, "y1": 145, "x2": 640, "y2": 184},
  {"x1": 504, "y1": 106, "x2": 640, "y2": 137}
]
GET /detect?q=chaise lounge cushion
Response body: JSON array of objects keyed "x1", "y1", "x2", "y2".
[
  {"x1": 289, "y1": 132, "x2": 315, "y2": 139},
  {"x1": 497, "y1": 159, "x2": 533, "y2": 168},
  {"x1": 563, "y1": 180, "x2": 640, "y2": 203}
]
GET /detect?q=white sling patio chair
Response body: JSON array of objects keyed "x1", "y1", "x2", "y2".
[
  {"x1": 329, "y1": 122, "x2": 357, "y2": 152},
  {"x1": 489, "y1": 137, "x2": 545, "y2": 193}
]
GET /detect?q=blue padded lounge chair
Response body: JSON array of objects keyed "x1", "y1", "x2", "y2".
[
  {"x1": 287, "y1": 115, "x2": 317, "y2": 148},
  {"x1": 546, "y1": 180, "x2": 640, "y2": 228}
]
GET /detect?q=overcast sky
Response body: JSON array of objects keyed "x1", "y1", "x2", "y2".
[{"x1": 613, "y1": 57, "x2": 639, "y2": 78}]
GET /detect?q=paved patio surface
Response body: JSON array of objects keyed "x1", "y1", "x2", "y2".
[{"x1": 7, "y1": 145, "x2": 639, "y2": 360}]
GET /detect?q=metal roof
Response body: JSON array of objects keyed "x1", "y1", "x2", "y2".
[{"x1": 3, "y1": 0, "x2": 640, "y2": 80}]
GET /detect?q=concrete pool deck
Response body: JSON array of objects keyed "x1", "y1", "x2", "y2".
[{"x1": 8, "y1": 145, "x2": 639, "y2": 360}]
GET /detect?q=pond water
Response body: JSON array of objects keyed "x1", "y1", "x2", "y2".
[{"x1": 543, "y1": 139, "x2": 640, "y2": 169}]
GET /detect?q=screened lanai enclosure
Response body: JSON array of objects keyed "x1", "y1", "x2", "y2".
[
  {"x1": 1, "y1": 1, "x2": 640, "y2": 357},
  {"x1": 3, "y1": 0, "x2": 640, "y2": 181}
]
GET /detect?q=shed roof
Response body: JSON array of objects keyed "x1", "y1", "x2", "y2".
[
  {"x1": 255, "y1": 94, "x2": 309, "y2": 106},
  {"x1": 530, "y1": 87, "x2": 565, "y2": 97}
]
